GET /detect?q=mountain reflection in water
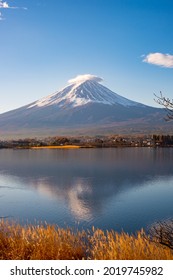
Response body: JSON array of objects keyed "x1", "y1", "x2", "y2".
[{"x1": 0, "y1": 148, "x2": 173, "y2": 233}]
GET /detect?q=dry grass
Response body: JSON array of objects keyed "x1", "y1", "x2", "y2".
[
  {"x1": 90, "y1": 228, "x2": 173, "y2": 260},
  {"x1": 0, "y1": 220, "x2": 172, "y2": 260},
  {"x1": 32, "y1": 145, "x2": 81, "y2": 149}
]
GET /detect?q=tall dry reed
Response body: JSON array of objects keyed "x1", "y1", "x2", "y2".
[{"x1": 0, "y1": 220, "x2": 172, "y2": 260}]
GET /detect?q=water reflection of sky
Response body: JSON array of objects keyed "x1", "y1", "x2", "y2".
[{"x1": 0, "y1": 148, "x2": 173, "y2": 233}]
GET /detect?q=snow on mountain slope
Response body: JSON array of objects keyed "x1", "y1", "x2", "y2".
[
  {"x1": 0, "y1": 73, "x2": 167, "y2": 138},
  {"x1": 28, "y1": 74, "x2": 145, "y2": 109}
]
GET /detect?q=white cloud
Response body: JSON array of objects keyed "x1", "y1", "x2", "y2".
[
  {"x1": 143, "y1": 52, "x2": 173, "y2": 68},
  {"x1": 0, "y1": 11, "x2": 3, "y2": 20},
  {"x1": 0, "y1": 1, "x2": 27, "y2": 19},
  {"x1": 0, "y1": 1, "x2": 9, "y2": 8},
  {"x1": 68, "y1": 74, "x2": 103, "y2": 84}
]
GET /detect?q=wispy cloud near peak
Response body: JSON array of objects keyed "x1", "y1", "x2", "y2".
[{"x1": 143, "y1": 52, "x2": 173, "y2": 68}]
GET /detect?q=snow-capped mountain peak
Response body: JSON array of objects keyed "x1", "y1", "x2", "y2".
[
  {"x1": 28, "y1": 74, "x2": 145, "y2": 109},
  {"x1": 0, "y1": 74, "x2": 165, "y2": 137}
]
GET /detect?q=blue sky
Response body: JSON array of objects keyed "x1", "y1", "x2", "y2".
[{"x1": 0, "y1": 0, "x2": 173, "y2": 113}]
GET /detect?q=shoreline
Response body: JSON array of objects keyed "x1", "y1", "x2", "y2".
[{"x1": 31, "y1": 145, "x2": 82, "y2": 149}]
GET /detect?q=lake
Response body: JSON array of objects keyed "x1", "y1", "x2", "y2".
[{"x1": 0, "y1": 148, "x2": 173, "y2": 233}]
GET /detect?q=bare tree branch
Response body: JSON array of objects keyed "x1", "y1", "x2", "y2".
[
  {"x1": 154, "y1": 91, "x2": 173, "y2": 121},
  {"x1": 149, "y1": 219, "x2": 173, "y2": 250}
]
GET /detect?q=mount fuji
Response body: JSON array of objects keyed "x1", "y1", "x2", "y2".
[
  {"x1": 28, "y1": 74, "x2": 143, "y2": 109},
  {"x1": 0, "y1": 74, "x2": 167, "y2": 136}
]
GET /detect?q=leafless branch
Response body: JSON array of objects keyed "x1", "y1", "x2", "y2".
[
  {"x1": 154, "y1": 91, "x2": 173, "y2": 121},
  {"x1": 148, "y1": 219, "x2": 173, "y2": 250}
]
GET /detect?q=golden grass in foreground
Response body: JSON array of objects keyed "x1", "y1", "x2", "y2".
[{"x1": 0, "y1": 221, "x2": 172, "y2": 260}]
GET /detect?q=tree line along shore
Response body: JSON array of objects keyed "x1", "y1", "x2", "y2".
[{"x1": 1, "y1": 134, "x2": 173, "y2": 149}]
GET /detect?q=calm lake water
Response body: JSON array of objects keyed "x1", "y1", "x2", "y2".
[{"x1": 0, "y1": 148, "x2": 173, "y2": 233}]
